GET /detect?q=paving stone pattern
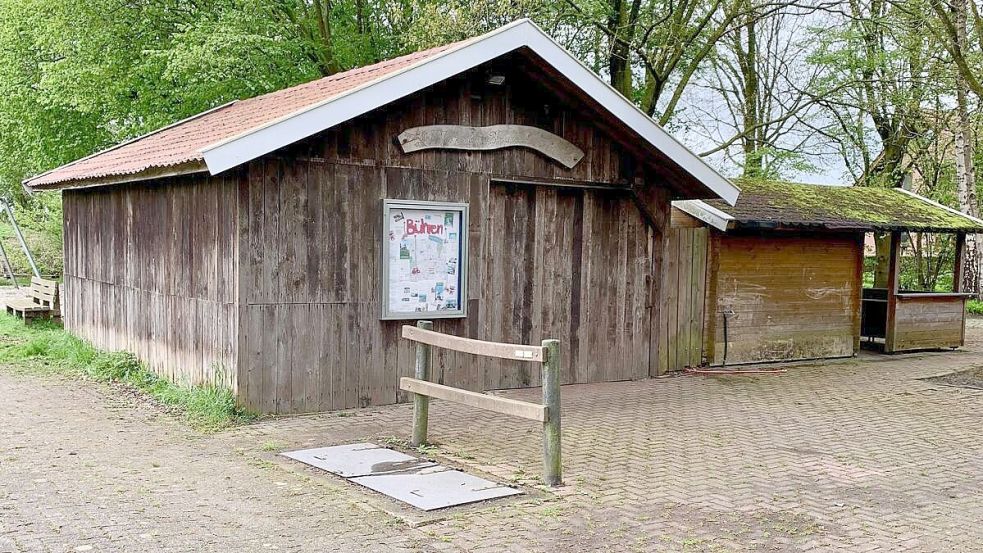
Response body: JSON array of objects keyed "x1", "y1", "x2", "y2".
[
  {"x1": 3, "y1": 326, "x2": 983, "y2": 552},
  {"x1": 0, "y1": 377, "x2": 432, "y2": 552}
]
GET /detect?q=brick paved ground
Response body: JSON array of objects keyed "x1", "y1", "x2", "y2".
[{"x1": 3, "y1": 326, "x2": 983, "y2": 552}]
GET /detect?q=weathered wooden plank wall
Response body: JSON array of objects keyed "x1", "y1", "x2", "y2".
[
  {"x1": 891, "y1": 295, "x2": 966, "y2": 351},
  {"x1": 236, "y1": 160, "x2": 658, "y2": 413},
  {"x1": 705, "y1": 233, "x2": 861, "y2": 365},
  {"x1": 656, "y1": 227, "x2": 708, "y2": 373},
  {"x1": 235, "y1": 62, "x2": 667, "y2": 413},
  {"x1": 279, "y1": 62, "x2": 646, "y2": 187},
  {"x1": 62, "y1": 174, "x2": 240, "y2": 389}
]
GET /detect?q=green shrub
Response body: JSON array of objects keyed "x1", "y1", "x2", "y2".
[
  {"x1": 181, "y1": 384, "x2": 249, "y2": 430},
  {"x1": 967, "y1": 299, "x2": 983, "y2": 315},
  {"x1": 89, "y1": 351, "x2": 143, "y2": 381}
]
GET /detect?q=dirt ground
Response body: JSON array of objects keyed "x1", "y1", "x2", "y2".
[
  {"x1": 2, "y1": 326, "x2": 983, "y2": 552},
  {"x1": 925, "y1": 365, "x2": 983, "y2": 389}
]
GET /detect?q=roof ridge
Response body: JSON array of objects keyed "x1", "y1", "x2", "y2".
[
  {"x1": 733, "y1": 177, "x2": 852, "y2": 188},
  {"x1": 894, "y1": 187, "x2": 983, "y2": 227}
]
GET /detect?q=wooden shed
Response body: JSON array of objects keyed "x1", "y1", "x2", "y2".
[
  {"x1": 24, "y1": 20, "x2": 739, "y2": 414},
  {"x1": 665, "y1": 180, "x2": 983, "y2": 369}
]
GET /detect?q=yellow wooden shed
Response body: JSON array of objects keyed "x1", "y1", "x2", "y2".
[{"x1": 661, "y1": 180, "x2": 983, "y2": 369}]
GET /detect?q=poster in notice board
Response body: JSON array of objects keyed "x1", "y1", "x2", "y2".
[{"x1": 381, "y1": 200, "x2": 468, "y2": 319}]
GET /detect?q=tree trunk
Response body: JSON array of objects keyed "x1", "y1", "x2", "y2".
[
  {"x1": 311, "y1": 0, "x2": 341, "y2": 76},
  {"x1": 606, "y1": 0, "x2": 640, "y2": 98},
  {"x1": 739, "y1": 3, "x2": 762, "y2": 177},
  {"x1": 869, "y1": 147, "x2": 910, "y2": 286},
  {"x1": 953, "y1": 0, "x2": 981, "y2": 296}
]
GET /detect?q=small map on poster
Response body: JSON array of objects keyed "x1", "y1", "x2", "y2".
[{"x1": 385, "y1": 203, "x2": 465, "y2": 317}]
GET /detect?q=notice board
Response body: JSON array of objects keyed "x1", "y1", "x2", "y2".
[{"x1": 381, "y1": 200, "x2": 468, "y2": 319}]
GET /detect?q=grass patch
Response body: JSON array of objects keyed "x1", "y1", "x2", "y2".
[
  {"x1": 0, "y1": 312, "x2": 254, "y2": 431},
  {"x1": 967, "y1": 299, "x2": 983, "y2": 315}
]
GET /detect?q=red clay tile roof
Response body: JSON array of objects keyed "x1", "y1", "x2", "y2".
[{"x1": 26, "y1": 43, "x2": 458, "y2": 188}]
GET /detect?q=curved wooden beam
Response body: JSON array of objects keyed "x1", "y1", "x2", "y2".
[{"x1": 397, "y1": 125, "x2": 585, "y2": 168}]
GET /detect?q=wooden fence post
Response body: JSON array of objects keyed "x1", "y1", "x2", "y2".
[
  {"x1": 411, "y1": 320, "x2": 434, "y2": 447},
  {"x1": 541, "y1": 339, "x2": 562, "y2": 486}
]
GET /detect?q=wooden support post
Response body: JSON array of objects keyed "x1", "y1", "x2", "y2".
[
  {"x1": 884, "y1": 231, "x2": 902, "y2": 353},
  {"x1": 541, "y1": 339, "x2": 562, "y2": 487},
  {"x1": 953, "y1": 232, "x2": 968, "y2": 346},
  {"x1": 953, "y1": 232, "x2": 966, "y2": 293},
  {"x1": 852, "y1": 231, "x2": 864, "y2": 355},
  {"x1": 411, "y1": 320, "x2": 433, "y2": 447}
]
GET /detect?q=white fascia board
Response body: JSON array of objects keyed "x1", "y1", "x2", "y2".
[
  {"x1": 894, "y1": 187, "x2": 983, "y2": 228},
  {"x1": 672, "y1": 200, "x2": 734, "y2": 232},
  {"x1": 519, "y1": 27, "x2": 740, "y2": 206},
  {"x1": 200, "y1": 22, "x2": 530, "y2": 174},
  {"x1": 200, "y1": 19, "x2": 740, "y2": 205}
]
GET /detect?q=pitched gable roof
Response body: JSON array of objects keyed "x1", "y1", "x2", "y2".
[
  {"x1": 24, "y1": 43, "x2": 457, "y2": 189},
  {"x1": 25, "y1": 20, "x2": 739, "y2": 205},
  {"x1": 674, "y1": 179, "x2": 983, "y2": 233}
]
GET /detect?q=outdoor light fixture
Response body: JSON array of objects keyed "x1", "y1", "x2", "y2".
[{"x1": 486, "y1": 74, "x2": 506, "y2": 85}]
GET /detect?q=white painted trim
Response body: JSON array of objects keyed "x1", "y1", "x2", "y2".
[
  {"x1": 200, "y1": 21, "x2": 526, "y2": 168},
  {"x1": 672, "y1": 200, "x2": 733, "y2": 232},
  {"x1": 895, "y1": 187, "x2": 983, "y2": 228},
  {"x1": 200, "y1": 19, "x2": 739, "y2": 205}
]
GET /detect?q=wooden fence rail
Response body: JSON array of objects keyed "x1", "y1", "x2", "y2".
[{"x1": 400, "y1": 321, "x2": 563, "y2": 487}]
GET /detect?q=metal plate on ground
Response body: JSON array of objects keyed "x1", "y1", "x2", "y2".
[
  {"x1": 281, "y1": 442, "x2": 436, "y2": 478},
  {"x1": 351, "y1": 465, "x2": 521, "y2": 511},
  {"x1": 282, "y1": 442, "x2": 521, "y2": 510}
]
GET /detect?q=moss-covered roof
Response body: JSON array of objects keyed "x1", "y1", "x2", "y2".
[{"x1": 699, "y1": 179, "x2": 983, "y2": 233}]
